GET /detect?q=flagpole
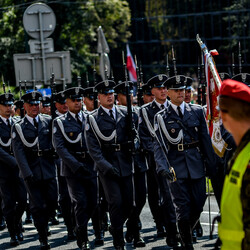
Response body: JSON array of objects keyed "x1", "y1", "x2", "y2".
[{"x1": 196, "y1": 34, "x2": 222, "y2": 89}]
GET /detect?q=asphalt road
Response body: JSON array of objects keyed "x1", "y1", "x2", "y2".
[{"x1": 0, "y1": 195, "x2": 219, "y2": 250}]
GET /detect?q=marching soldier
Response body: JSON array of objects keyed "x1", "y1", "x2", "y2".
[
  {"x1": 85, "y1": 80, "x2": 138, "y2": 250},
  {"x1": 53, "y1": 87, "x2": 97, "y2": 250},
  {"x1": 0, "y1": 93, "x2": 27, "y2": 246},
  {"x1": 142, "y1": 83, "x2": 154, "y2": 104},
  {"x1": 114, "y1": 81, "x2": 146, "y2": 247},
  {"x1": 154, "y1": 75, "x2": 217, "y2": 250},
  {"x1": 53, "y1": 91, "x2": 76, "y2": 240},
  {"x1": 12, "y1": 91, "x2": 58, "y2": 250},
  {"x1": 139, "y1": 74, "x2": 181, "y2": 249},
  {"x1": 40, "y1": 96, "x2": 51, "y2": 115},
  {"x1": 83, "y1": 86, "x2": 106, "y2": 246}
]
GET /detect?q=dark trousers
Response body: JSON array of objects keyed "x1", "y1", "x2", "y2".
[
  {"x1": 66, "y1": 176, "x2": 97, "y2": 236},
  {"x1": 147, "y1": 153, "x2": 167, "y2": 229},
  {"x1": 169, "y1": 177, "x2": 206, "y2": 226},
  {"x1": 25, "y1": 178, "x2": 58, "y2": 240},
  {"x1": 127, "y1": 171, "x2": 147, "y2": 228},
  {"x1": 56, "y1": 159, "x2": 75, "y2": 231},
  {"x1": 0, "y1": 177, "x2": 27, "y2": 236},
  {"x1": 99, "y1": 173, "x2": 134, "y2": 230}
]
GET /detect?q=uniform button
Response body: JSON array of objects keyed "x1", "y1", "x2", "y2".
[{"x1": 185, "y1": 150, "x2": 188, "y2": 153}]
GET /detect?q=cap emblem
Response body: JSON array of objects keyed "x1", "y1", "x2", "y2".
[
  {"x1": 75, "y1": 87, "x2": 79, "y2": 95},
  {"x1": 5, "y1": 93, "x2": 9, "y2": 99},
  {"x1": 32, "y1": 92, "x2": 36, "y2": 99},
  {"x1": 158, "y1": 75, "x2": 163, "y2": 81},
  {"x1": 242, "y1": 73, "x2": 246, "y2": 82},
  {"x1": 105, "y1": 80, "x2": 109, "y2": 87},
  {"x1": 176, "y1": 75, "x2": 180, "y2": 84}
]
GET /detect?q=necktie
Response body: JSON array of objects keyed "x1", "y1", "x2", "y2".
[
  {"x1": 109, "y1": 110, "x2": 115, "y2": 120},
  {"x1": 6, "y1": 118, "x2": 11, "y2": 129},
  {"x1": 33, "y1": 118, "x2": 38, "y2": 129},
  {"x1": 161, "y1": 104, "x2": 165, "y2": 110},
  {"x1": 177, "y1": 106, "x2": 183, "y2": 119},
  {"x1": 75, "y1": 114, "x2": 82, "y2": 126}
]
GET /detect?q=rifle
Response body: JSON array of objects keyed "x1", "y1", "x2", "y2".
[
  {"x1": 18, "y1": 81, "x2": 24, "y2": 118},
  {"x1": 172, "y1": 45, "x2": 177, "y2": 76},
  {"x1": 200, "y1": 51, "x2": 206, "y2": 106},
  {"x1": 197, "y1": 57, "x2": 202, "y2": 105},
  {"x1": 93, "y1": 60, "x2": 98, "y2": 109},
  {"x1": 166, "y1": 54, "x2": 170, "y2": 77},
  {"x1": 135, "y1": 56, "x2": 143, "y2": 107},
  {"x1": 122, "y1": 51, "x2": 136, "y2": 155},
  {"x1": 50, "y1": 73, "x2": 56, "y2": 120},
  {"x1": 238, "y1": 41, "x2": 242, "y2": 74},
  {"x1": 232, "y1": 52, "x2": 235, "y2": 77}
]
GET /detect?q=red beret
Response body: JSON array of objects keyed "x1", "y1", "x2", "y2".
[{"x1": 220, "y1": 79, "x2": 250, "y2": 103}]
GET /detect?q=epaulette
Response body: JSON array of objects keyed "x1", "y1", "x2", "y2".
[
  {"x1": 189, "y1": 103, "x2": 203, "y2": 109},
  {"x1": 140, "y1": 102, "x2": 151, "y2": 109},
  {"x1": 40, "y1": 113, "x2": 51, "y2": 118}
]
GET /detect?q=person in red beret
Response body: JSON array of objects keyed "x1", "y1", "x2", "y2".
[{"x1": 218, "y1": 79, "x2": 250, "y2": 250}]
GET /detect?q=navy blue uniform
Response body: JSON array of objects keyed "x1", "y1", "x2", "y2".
[
  {"x1": 139, "y1": 100, "x2": 177, "y2": 235},
  {"x1": 0, "y1": 116, "x2": 26, "y2": 242},
  {"x1": 154, "y1": 102, "x2": 217, "y2": 247},
  {"x1": 86, "y1": 105, "x2": 135, "y2": 248},
  {"x1": 12, "y1": 114, "x2": 57, "y2": 243},
  {"x1": 53, "y1": 111, "x2": 97, "y2": 246}
]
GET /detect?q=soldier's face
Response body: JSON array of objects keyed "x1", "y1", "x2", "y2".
[
  {"x1": 23, "y1": 103, "x2": 40, "y2": 118},
  {"x1": 117, "y1": 93, "x2": 133, "y2": 106},
  {"x1": 185, "y1": 89, "x2": 192, "y2": 103},
  {"x1": 0, "y1": 104, "x2": 12, "y2": 118},
  {"x1": 83, "y1": 97, "x2": 94, "y2": 111},
  {"x1": 98, "y1": 93, "x2": 114, "y2": 109},
  {"x1": 143, "y1": 94, "x2": 154, "y2": 104},
  {"x1": 55, "y1": 102, "x2": 68, "y2": 114},
  {"x1": 66, "y1": 98, "x2": 82, "y2": 114},
  {"x1": 168, "y1": 89, "x2": 185, "y2": 105},
  {"x1": 151, "y1": 87, "x2": 167, "y2": 103}
]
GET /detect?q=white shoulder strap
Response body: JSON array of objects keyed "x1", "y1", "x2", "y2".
[
  {"x1": 56, "y1": 119, "x2": 82, "y2": 144},
  {"x1": 156, "y1": 114, "x2": 183, "y2": 145},
  {"x1": 14, "y1": 123, "x2": 38, "y2": 147},
  {"x1": 89, "y1": 114, "x2": 116, "y2": 142},
  {"x1": 142, "y1": 107, "x2": 155, "y2": 137}
]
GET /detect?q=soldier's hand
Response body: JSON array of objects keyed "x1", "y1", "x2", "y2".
[
  {"x1": 106, "y1": 167, "x2": 120, "y2": 178},
  {"x1": 77, "y1": 165, "x2": 91, "y2": 176},
  {"x1": 159, "y1": 169, "x2": 174, "y2": 181},
  {"x1": 24, "y1": 175, "x2": 38, "y2": 185}
]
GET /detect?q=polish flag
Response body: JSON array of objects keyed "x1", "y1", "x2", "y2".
[{"x1": 126, "y1": 44, "x2": 137, "y2": 82}]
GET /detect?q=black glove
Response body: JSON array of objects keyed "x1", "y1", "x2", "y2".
[
  {"x1": 24, "y1": 175, "x2": 38, "y2": 185},
  {"x1": 106, "y1": 167, "x2": 120, "y2": 178},
  {"x1": 77, "y1": 164, "x2": 91, "y2": 176},
  {"x1": 159, "y1": 169, "x2": 174, "y2": 181}
]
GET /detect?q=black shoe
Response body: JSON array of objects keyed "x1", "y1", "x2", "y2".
[
  {"x1": 134, "y1": 237, "x2": 146, "y2": 247},
  {"x1": 47, "y1": 226, "x2": 51, "y2": 236},
  {"x1": 156, "y1": 226, "x2": 166, "y2": 238},
  {"x1": 195, "y1": 222, "x2": 203, "y2": 237},
  {"x1": 114, "y1": 246, "x2": 124, "y2": 250},
  {"x1": 49, "y1": 216, "x2": 59, "y2": 225},
  {"x1": 17, "y1": 232, "x2": 24, "y2": 241},
  {"x1": 94, "y1": 232, "x2": 104, "y2": 246},
  {"x1": 125, "y1": 228, "x2": 134, "y2": 243},
  {"x1": 67, "y1": 230, "x2": 76, "y2": 241},
  {"x1": 192, "y1": 229, "x2": 197, "y2": 243},
  {"x1": 166, "y1": 235, "x2": 182, "y2": 249},
  {"x1": 40, "y1": 240, "x2": 51, "y2": 250},
  {"x1": 25, "y1": 213, "x2": 33, "y2": 224},
  {"x1": 82, "y1": 241, "x2": 90, "y2": 250},
  {"x1": 0, "y1": 217, "x2": 6, "y2": 231},
  {"x1": 10, "y1": 235, "x2": 19, "y2": 247}
]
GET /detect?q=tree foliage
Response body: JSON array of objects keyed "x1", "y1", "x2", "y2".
[{"x1": 0, "y1": 0, "x2": 131, "y2": 90}]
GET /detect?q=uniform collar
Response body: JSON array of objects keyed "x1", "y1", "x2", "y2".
[
  {"x1": 69, "y1": 110, "x2": 82, "y2": 121},
  {"x1": 100, "y1": 105, "x2": 116, "y2": 120},
  {"x1": 170, "y1": 101, "x2": 185, "y2": 115},
  {"x1": 0, "y1": 115, "x2": 11, "y2": 126},
  {"x1": 25, "y1": 114, "x2": 39, "y2": 126},
  {"x1": 154, "y1": 100, "x2": 169, "y2": 109}
]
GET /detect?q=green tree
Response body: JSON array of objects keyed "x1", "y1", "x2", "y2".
[{"x1": 0, "y1": 0, "x2": 131, "y2": 89}]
